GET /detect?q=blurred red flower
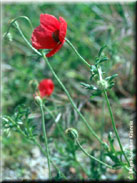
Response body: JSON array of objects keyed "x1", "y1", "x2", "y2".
[
  {"x1": 38, "y1": 79, "x2": 54, "y2": 97},
  {"x1": 31, "y1": 14, "x2": 67, "y2": 57}
]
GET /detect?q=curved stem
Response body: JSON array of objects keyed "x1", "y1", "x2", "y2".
[
  {"x1": 97, "y1": 67, "x2": 130, "y2": 166},
  {"x1": 6, "y1": 19, "x2": 131, "y2": 170},
  {"x1": 76, "y1": 139, "x2": 113, "y2": 169},
  {"x1": 6, "y1": 116, "x2": 66, "y2": 179},
  {"x1": 7, "y1": 23, "x2": 103, "y2": 175},
  {"x1": 15, "y1": 22, "x2": 41, "y2": 56},
  {"x1": 65, "y1": 38, "x2": 90, "y2": 67},
  {"x1": 103, "y1": 90, "x2": 130, "y2": 166},
  {"x1": 42, "y1": 53, "x2": 105, "y2": 146},
  {"x1": 44, "y1": 106, "x2": 89, "y2": 177},
  {"x1": 5, "y1": 116, "x2": 27, "y2": 138},
  {"x1": 3, "y1": 16, "x2": 33, "y2": 39},
  {"x1": 40, "y1": 103, "x2": 51, "y2": 178},
  {"x1": 43, "y1": 106, "x2": 67, "y2": 141},
  {"x1": 11, "y1": 22, "x2": 41, "y2": 56},
  {"x1": 11, "y1": 23, "x2": 101, "y2": 145}
]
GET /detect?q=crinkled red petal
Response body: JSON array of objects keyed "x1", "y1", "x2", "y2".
[
  {"x1": 40, "y1": 14, "x2": 60, "y2": 32},
  {"x1": 59, "y1": 17, "x2": 67, "y2": 42},
  {"x1": 46, "y1": 40, "x2": 65, "y2": 57},
  {"x1": 38, "y1": 79, "x2": 54, "y2": 97},
  {"x1": 31, "y1": 25, "x2": 57, "y2": 49}
]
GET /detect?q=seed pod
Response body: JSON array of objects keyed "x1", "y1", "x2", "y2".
[
  {"x1": 65, "y1": 128, "x2": 79, "y2": 140},
  {"x1": 97, "y1": 79, "x2": 108, "y2": 90},
  {"x1": 29, "y1": 79, "x2": 38, "y2": 91},
  {"x1": 34, "y1": 96, "x2": 43, "y2": 106}
]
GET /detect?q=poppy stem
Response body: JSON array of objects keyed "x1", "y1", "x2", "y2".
[
  {"x1": 42, "y1": 52, "x2": 107, "y2": 148},
  {"x1": 43, "y1": 106, "x2": 68, "y2": 142},
  {"x1": 3, "y1": 16, "x2": 33, "y2": 41},
  {"x1": 39, "y1": 102, "x2": 51, "y2": 178},
  {"x1": 103, "y1": 90, "x2": 130, "y2": 166},
  {"x1": 44, "y1": 106, "x2": 89, "y2": 177},
  {"x1": 6, "y1": 116, "x2": 66, "y2": 179},
  {"x1": 65, "y1": 38, "x2": 91, "y2": 68},
  {"x1": 13, "y1": 22, "x2": 42, "y2": 56},
  {"x1": 97, "y1": 67, "x2": 130, "y2": 167},
  {"x1": 76, "y1": 138, "x2": 114, "y2": 169}
]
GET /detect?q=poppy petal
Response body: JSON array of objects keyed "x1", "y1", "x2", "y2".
[
  {"x1": 31, "y1": 25, "x2": 57, "y2": 49},
  {"x1": 46, "y1": 40, "x2": 65, "y2": 57},
  {"x1": 40, "y1": 14, "x2": 60, "y2": 31},
  {"x1": 59, "y1": 17, "x2": 67, "y2": 42},
  {"x1": 38, "y1": 79, "x2": 54, "y2": 97}
]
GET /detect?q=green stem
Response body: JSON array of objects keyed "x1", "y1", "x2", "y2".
[
  {"x1": 4, "y1": 19, "x2": 41, "y2": 56},
  {"x1": 103, "y1": 90, "x2": 130, "y2": 166},
  {"x1": 40, "y1": 103, "x2": 51, "y2": 178},
  {"x1": 44, "y1": 106, "x2": 89, "y2": 178},
  {"x1": 12, "y1": 23, "x2": 104, "y2": 146},
  {"x1": 100, "y1": 100, "x2": 105, "y2": 169},
  {"x1": 76, "y1": 139, "x2": 113, "y2": 169},
  {"x1": 6, "y1": 116, "x2": 66, "y2": 179},
  {"x1": 65, "y1": 38, "x2": 90, "y2": 67},
  {"x1": 42, "y1": 53, "x2": 105, "y2": 146},
  {"x1": 43, "y1": 106, "x2": 67, "y2": 142},
  {"x1": 4, "y1": 23, "x2": 89, "y2": 177},
  {"x1": 98, "y1": 66, "x2": 130, "y2": 166},
  {"x1": 6, "y1": 116, "x2": 28, "y2": 138},
  {"x1": 3, "y1": 16, "x2": 33, "y2": 39},
  {"x1": 14, "y1": 22, "x2": 41, "y2": 56},
  {"x1": 44, "y1": 107, "x2": 89, "y2": 177},
  {"x1": 6, "y1": 20, "x2": 132, "y2": 171}
]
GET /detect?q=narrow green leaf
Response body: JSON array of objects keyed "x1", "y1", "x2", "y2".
[
  {"x1": 98, "y1": 45, "x2": 107, "y2": 57},
  {"x1": 96, "y1": 57, "x2": 108, "y2": 65},
  {"x1": 105, "y1": 74, "x2": 118, "y2": 81}
]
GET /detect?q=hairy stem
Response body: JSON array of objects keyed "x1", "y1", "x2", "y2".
[
  {"x1": 42, "y1": 53, "x2": 105, "y2": 146},
  {"x1": 76, "y1": 139, "x2": 113, "y2": 169},
  {"x1": 98, "y1": 66, "x2": 130, "y2": 166},
  {"x1": 65, "y1": 38, "x2": 90, "y2": 67},
  {"x1": 6, "y1": 116, "x2": 66, "y2": 179},
  {"x1": 14, "y1": 22, "x2": 41, "y2": 56},
  {"x1": 44, "y1": 106, "x2": 89, "y2": 177},
  {"x1": 39, "y1": 103, "x2": 51, "y2": 178},
  {"x1": 3, "y1": 16, "x2": 33, "y2": 39},
  {"x1": 43, "y1": 106, "x2": 67, "y2": 142},
  {"x1": 103, "y1": 90, "x2": 130, "y2": 166}
]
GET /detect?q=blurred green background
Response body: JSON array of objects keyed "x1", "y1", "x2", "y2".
[{"x1": 2, "y1": 2, "x2": 135, "y2": 180}]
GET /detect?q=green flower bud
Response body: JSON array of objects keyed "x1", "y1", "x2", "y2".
[
  {"x1": 34, "y1": 96, "x2": 43, "y2": 106},
  {"x1": 65, "y1": 128, "x2": 79, "y2": 140},
  {"x1": 97, "y1": 79, "x2": 108, "y2": 90},
  {"x1": 108, "y1": 131, "x2": 113, "y2": 139},
  {"x1": 29, "y1": 79, "x2": 38, "y2": 91}
]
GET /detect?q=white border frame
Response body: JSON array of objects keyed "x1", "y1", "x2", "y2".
[{"x1": 1, "y1": 0, "x2": 137, "y2": 3}]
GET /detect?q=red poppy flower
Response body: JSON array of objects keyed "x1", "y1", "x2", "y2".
[
  {"x1": 38, "y1": 79, "x2": 54, "y2": 97},
  {"x1": 31, "y1": 14, "x2": 67, "y2": 57}
]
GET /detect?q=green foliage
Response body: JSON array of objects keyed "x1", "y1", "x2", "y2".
[
  {"x1": 2, "y1": 2, "x2": 135, "y2": 180},
  {"x1": 2, "y1": 105, "x2": 38, "y2": 139}
]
